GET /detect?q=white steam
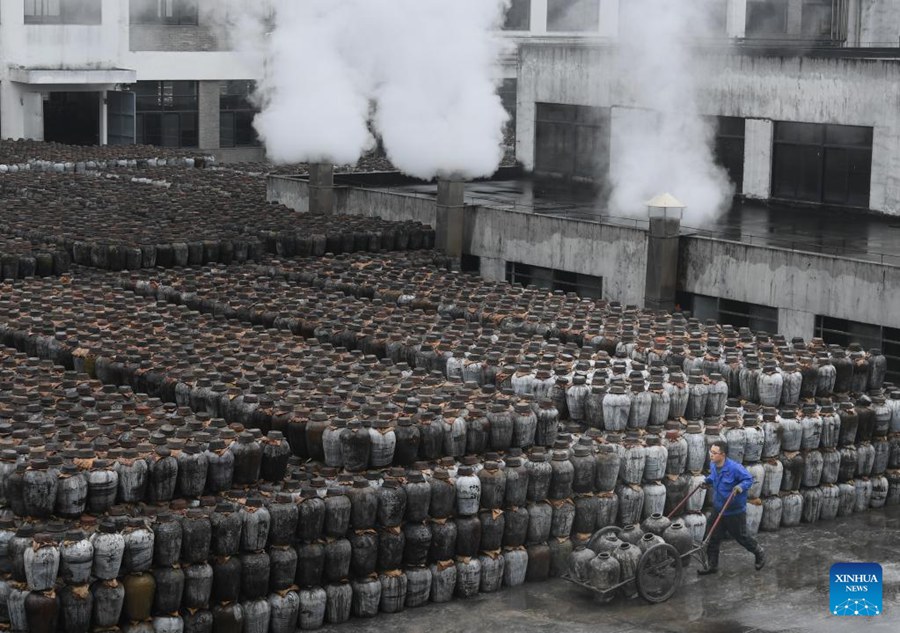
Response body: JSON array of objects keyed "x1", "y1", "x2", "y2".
[
  {"x1": 367, "y1": 1, "x2": 510, "y2": 179},
  {"x1": 253, "y1": 2, "x2": 374, "y2": 165},
  {"x1": 609, "y1": 0, "x2": 733, "y2": 223},
  {"x1": 235, "y1": 0, "x2": 510, "y2": 178}
]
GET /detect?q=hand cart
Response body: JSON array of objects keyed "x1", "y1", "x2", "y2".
[{"x1": 561, "y1": 485, "x2": 738, "y2": 604}]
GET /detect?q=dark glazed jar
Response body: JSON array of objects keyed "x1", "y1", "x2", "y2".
[
  {"x1": 231, "y1": 432, "x2": 262, "y2": 485},
  {"x1": 261, "y1": 431, "x2": 292, "y2": 482}
]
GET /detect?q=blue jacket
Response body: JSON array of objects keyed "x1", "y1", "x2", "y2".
[{"x1": 705, "y1": 458, "x2": 754, "y2": 516}]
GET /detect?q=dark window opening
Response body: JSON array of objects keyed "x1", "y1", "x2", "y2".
[
  {"x1": 773, "y1": 121, "x2": 872, "y2": 208},
  {"x1": 534, "y1": 103, "x2": 610, "y2": 184},
  {"x1": 43, "y1": 92, "x2": 100, "y2": 145},
  {"x1": 506, "y1": 262, "x2": 603, "y2": 299},
  {"x1": 746, "y1": 0, "x2": 788, "y2": 36},
  {"x1": 25, "y1": 0, "x2": 101, "y2": 24},
  {"x1": 547, "y1": 0, "x2": 600, "y2": 33},
  {"x1": 677, "y1": 292, "x2": 779, "y2": 334},
  {"x1": 220, "y1": 81, "x2": 260, "y2": 148},
  {"x1": 815, "y1": 316, "x2": 900, "y2": 384},
  {"x1": 713, "y1": 116, "x2": 745, "y2": 194},
  {"x1": 130, "y1": 0, "x2": 199, "y2": 25},
  {"x1": 503, "y1": 0, "x2": 531, "y2": 31},
  {"x1": 460, "y1": 254, "x2": 481, "y2": 274},
  {"x1": 129, "y1": 81, "x2": 199, "y2": 148}
]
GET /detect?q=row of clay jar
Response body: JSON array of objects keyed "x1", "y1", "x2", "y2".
[{"x1": 0, "y1": 548, "x2": 553, "y2": 633}]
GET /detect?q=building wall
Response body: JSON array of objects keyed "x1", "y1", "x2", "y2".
[
  {"x1": 517, "y1": 43, "x2": 900, "y2": 213},
  {"x1": 0, "y1": 0, "x2": 262, "y2": 149},
  {"x1": 466, "y1": 206, "x2": 647, "y2": 305},
  {"x1": 129, "y1": 25, "x2": 223, "y2": 52},
  {"x1": 123, "y1": 52, "x2": 261, "y2": 81},
  {"x1": 857, "y1": 0, "x2": 900, "y2": 47},
  {"x1": 0, "y1": 0, "x2": 127, "y2": 69},
  {"x1": 680, "y1": 236, "x2": 900, "y2": 332}
]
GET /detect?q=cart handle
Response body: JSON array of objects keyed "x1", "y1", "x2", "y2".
[
  {"x1": 702, "y1": 488, "x2": 738, "y2": 547},
  {"x1": 665, "y1": 483, "x2": 705, "y2": 519}
]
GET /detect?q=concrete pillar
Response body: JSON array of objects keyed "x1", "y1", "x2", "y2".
[
  {"x1": 644, "y1": 210, "x2": 682, "y2": 313},
  {"x1": 727, "y1": 0, "x2": 747, "y2": 38},
  {"x1": 308, "y1": 163, "x2": 335, "y2": 215},
  {"x1": 778, "y1": 307, "x2": 816, "y2": 342},
  {"x1": 531, "y1": 0, "x2": 548, "y2": 34},
  {"x1": 479, "y1": 256, "x2": 506, "y2": 283},
  {"x1": 845, "y1": 0, "x2": 860, "y2": 45},
  {"x1": 436, "y1": 179, "x2": 466, "y2": 262},
  {"x1": 868, "y1": 124, "x2": 889, "y2": 213},
  {"x1": 23, "y1": 92, "x2": 44, "y2": 141},
  {"x1": 516, "y1": 94, "x2": 536, "y2": 170},
  {"x1": 197, "y1": 80, "x2": 221, "y2": 150},
  {"x1": 0, "y1": 82, "x2": 25, "y2": 140},
  {"x1": 99, "y1": 90, "x2": 108, "y2": 145},
  {"x1": 599, "y1": 0, "x2": 619, "y2": 37},
  {"x1": 743, "y1": 118, "x2": 774, "y2": 199}
]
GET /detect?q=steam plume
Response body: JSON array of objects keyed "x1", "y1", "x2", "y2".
[
  {"x1": 609, "y1": 0, "x2": 733, "y2": 223},
  {"x1": 230, "y1": 0, "x2": 510, "y2": 178}
]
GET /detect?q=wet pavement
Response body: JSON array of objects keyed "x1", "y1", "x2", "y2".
[
  {"x1": 319, "y1": 506, "x2": 900, "y2": 633},
  {"x1": 379, "y1": 179, "x2": 900, "y2": 266}
]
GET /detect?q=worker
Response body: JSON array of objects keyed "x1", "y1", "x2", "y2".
[{"x1": 697, "y1": 440, "x2": 766, "y2": 575}]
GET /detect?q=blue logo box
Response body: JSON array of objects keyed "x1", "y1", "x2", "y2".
[{"x1": 830, "y1": 563, "x2": 883, "y2": 616}]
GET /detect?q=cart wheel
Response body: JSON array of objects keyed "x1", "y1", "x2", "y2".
[
  {"x1": 587, "y1": 526, "x2": 623, "y2": 552},
  {"x1": 636, "y1": 543, "x2": 683, "y2": 604}
]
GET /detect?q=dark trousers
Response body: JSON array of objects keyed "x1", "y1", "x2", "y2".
[{"x1": 706, "y1": 511, "x2": 760, "y2": 569}]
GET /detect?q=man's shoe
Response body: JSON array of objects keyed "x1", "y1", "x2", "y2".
[
  {"x1": 755, "y1": 548, "x2": 766, "y2": 571},
  {"x1": 697, "y1": 566, "x2": 718, "y2": 576}
]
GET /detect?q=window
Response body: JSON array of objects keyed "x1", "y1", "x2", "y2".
[
  {"x1": 460, "y1": 254, "x2": 481, "y2": 273},
  {"x1": 713, "y1": 116, "x2": 745, "y2": 193},
  {"x1": 815, "y1": 316, "x2": 900, "y2": 383},
  {"x1": 547, "y1": 0, "x2": 600, "y2": 33},
  {"x1": 130, "y1": 0, "x2": 199, "y2": 25},
  {"x1": 503, "y1": 0, "x2": 531, "y2": 31},
  {"x1": 131, "y1": 81, "x2": 198, "y2": 148},
  {"x1": 535, "y1": 103, "x2": 610, "y2": 183},
  {"x1": 746, "y1": 0, "x2": 788, "y2": 36},
  {"x1": 506, "y1": 262, "x2": 603, "y2": 299},
  {"x1": 25, "y1": 0, "x2": 101, "y2": 24},
  {"x1": 677, "y1": 293, "x2": 779, "y2": 334},
  {"x1": 220, "y1": 81, "x2": 260, "y2": 148},
  {"x1": 801, "y1": 0, "x2": 834, "y2": 37},
  {"x1": 773, "y1": 122, "x2": 872, "y2": 207}
]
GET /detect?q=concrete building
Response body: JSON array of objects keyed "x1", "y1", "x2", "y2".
[
  {"x1": 507, "y1": 0, "x2": 900, "y2": 215},
  {"x1": 0, "y1": 0, "x2": 265, "y2": 161},
  {"x1": 497, "y1": 1, "x2": 900, "y2": 375}
]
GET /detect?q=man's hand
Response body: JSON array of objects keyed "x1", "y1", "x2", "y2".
[{"x1": 732, "y1": 485, "x2": 743, "y2": 494}]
